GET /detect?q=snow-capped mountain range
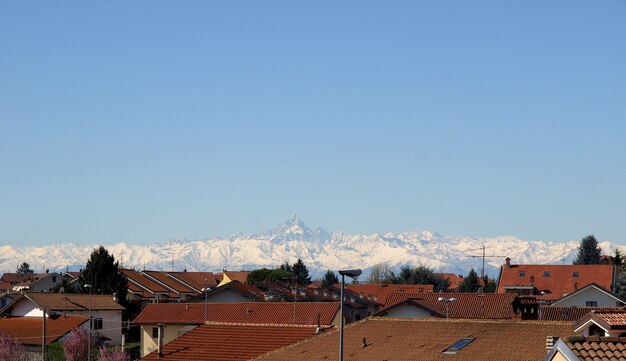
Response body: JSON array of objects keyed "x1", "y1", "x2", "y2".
[{"x1": 0, "y1": 216, "x2": 615, "y2": 278}]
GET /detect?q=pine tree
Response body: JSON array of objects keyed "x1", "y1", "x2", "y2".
[
  {"x1": 573, "y1": 235, "x2": 602, "y2": 265},
  {"x1": 292, "y1": 258, "x2": 311, "y2": 285},
  {"x1": 321, "y1": 270, "x2": 339, "y2": 288},
  {"x1": 16, "y1": 262, "x2": 33, "y2": 275},
  {"x1": 458, "y1": 269, "x2": 480, "y2": 292},
  {"x1": 78, "y1": 246, "x2": 128, "y2": 308},
  {"x1": 612, "y1": 249, "x2": 623, "y2": 266}
]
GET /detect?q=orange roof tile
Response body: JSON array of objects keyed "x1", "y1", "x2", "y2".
[
  {"x1": 384, "y1": 292, "x2": 518, "y2": 319},
  {"x1": 222, "y1": 271, "x2": 251, "y2": 284},
  {"x1": 541, "y1": 306, "x2": 625, "y2": 322},
  {"x1": 133, "y1": 302, "x2": 340, "y2": 326},
  {"x1": 141, "y1": 323, "x2": 321, "y2": 361},
  {"x1": 253, "y1": 317, "x2": 574, "y2": 361},
  {"x1": 142, "y1": 271, "x2": 198, "y2": 295},
  {"x1": 436, "y1": 273, "x2": 465, "y2": 291},
  {"x1": 121, "y1": 269, "x2": 172, "y2": 297},
  {"x1": 343, "y1": 284, "x2": 433, "y2": 305},
  {"x1": 3, "y1": 293, "x2": 125, "y2": 313},
  {"x1": 564, "y1": 336, "x2": 626, "y2": 361},
  {"x1": 497, "y1": 264, "x2": 614, "y2": 300},
  {"x1": 0, "y1": 316, "x2": 87, "y2": 346},
  {"x1": 166, "y1": 272, "x2": 219, "y2": 290}
]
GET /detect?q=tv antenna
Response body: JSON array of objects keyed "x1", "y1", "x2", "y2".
[{"x1": 466, "y1": 246, "x2": 508, "y2": 280}]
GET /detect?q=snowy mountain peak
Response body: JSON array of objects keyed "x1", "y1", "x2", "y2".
[{"x1": 262, "y1": 216, "x2": 329, "y2": 243}]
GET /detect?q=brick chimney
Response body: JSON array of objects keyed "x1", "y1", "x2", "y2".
[{"x1": 505, "y1": 257, "x2": 511, "y2": 268}]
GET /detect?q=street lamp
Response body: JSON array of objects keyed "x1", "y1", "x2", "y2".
[
  {"x1": 84, "y1": 284, "x2": 92, "y2": 361},
  {"x1": 338, "y1": 269, "x2": 361, "y2": 361},
  {"x1": 201, "y1": 287, "x2": 211, "y2": 322},
  {"x1": 539, "y1": 291, "x2": 546, "y2": 321},
  {"x1": 437, "y1": 297, "x2": 457, "y2": 319}
]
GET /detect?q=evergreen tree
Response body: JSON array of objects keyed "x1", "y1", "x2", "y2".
[
  {"x1": 321, "y1": 270, "x2": 339, "y2": 288},
  {"x1": 615, "y1": 271, "x2": 626, "y2": 300},
  {"x1": 389, "y1": 265, "x2": 450, "y2": 291},
  {"x1": 78, "y1": 246, "x2": 128, "y2": 308},
  {"x1": 612, "y1": 249, "x2": 623, "y2": 267},
  {"x1": 573, "y1": 235, "x2": 602, "y2": 265},
  {"x1": 458, "y1": 269, "x2": 480, "y2": 292},
  {"x1": 292, "y1": 258, "x2": 311, "y2": 285},
  {"x1": 482, "y1": 276, "x2": 497, "y2": 293},
  {"x1": 279, "y1": 261, "x2": 293, "y2": 272},
  {"x1": 16, "y1": 262, "x2": 33, "y2": 275},
  {"x1": 246, "y1": 268, "x2": 294, "y2": 284}
]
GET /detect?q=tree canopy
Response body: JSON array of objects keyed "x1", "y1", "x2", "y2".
[
  {"x1": 16, "y1": 262, "x2": 33, "y2": 275},
  {"x1": 573, "y1": 235, "x2": 602, "y2": 265},
  {"x1": 292, "y1": 258, "x2": 311, "y2": 285},
  {"x1": 78, "y1": 246, "x2": 128, "y2": 308},
  {"x1": 389, "y1": 265, "x2": 450, "y2": 291},
  {"x1": 457, "y1": 269, "x2": 480, "y2": 292},
  {"x1": 321, "y1": 270, "x2": 339, "y2": 288},
  {"x1": 367, "y1": 262, "x2": 394, "y2": 284},
  {"x1": 246, "y1": 268, "x2": 294, "y2": 284}
]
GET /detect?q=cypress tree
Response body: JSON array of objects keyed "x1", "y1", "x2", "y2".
[{"x1": 573, "y1": 235, "x2": 602, "y2": 265}]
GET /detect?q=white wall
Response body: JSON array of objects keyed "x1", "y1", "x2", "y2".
[{"x1": 552, "y1": 287, "x2": 622, "y2": 307}]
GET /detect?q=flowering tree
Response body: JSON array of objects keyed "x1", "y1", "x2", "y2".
[
  {"x1": 0, "y1": 330, "x2": 27, "y2": 361},
  {"x1": 99, "y1": 347, "x2": 131, "y2": 361},
  {"x1": 63, "y1": 327, "x2": 98, "y2": 361}
]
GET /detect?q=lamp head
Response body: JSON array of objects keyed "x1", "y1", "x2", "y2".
[{"x1": 338, "y1": 269, "x2": 362, "y2": 280}]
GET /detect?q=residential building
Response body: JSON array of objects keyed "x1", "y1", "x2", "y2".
[
  {"x1": 0, "y1": 315, "x2": 88, "y2": 355},
  {"x1": 133, "y1": 302, "x2": 342, "y2": 357},
  {"x1": 546, "y1": 336, "x2": 626, "y2": 361},
  {"x1": 550, "y1": 283, "x2": 626, "y2": 307},
  {"x1": 141, "y1": 323, "x2": 324, "y2": 361},
  {"x1": 252, "y1": 317, "x2": 574, "y2": 361},
  {"x1": 0, "y1": 272, "x2": 63, "y2": 293},
  {"x1": 0, "y1": 293, "x2": 125, "y2": 345},
  {"x1": 497, "y1": 258, "x2": 615, "y2": 303},
  {"x1": 342, "y1": 283, "x2": 433, "y2": 305}
]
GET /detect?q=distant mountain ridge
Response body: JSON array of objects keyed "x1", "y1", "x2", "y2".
[{"x1": 0, "y1": 216, "x2": 614, "y2": 278}]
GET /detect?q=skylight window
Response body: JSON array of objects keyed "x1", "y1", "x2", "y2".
[
  {"x1": 572, "y1": 271, "x2": 579, "y2": 277},
  {"x1": 442, "y1": 338, "x2": 475, "y2": 354},
  {"x1": 519, "y1": 271, "x2": 526, "y2": 277},
  {"x1": 543, "y1": 271, "x2": 551, "y2": 277}
]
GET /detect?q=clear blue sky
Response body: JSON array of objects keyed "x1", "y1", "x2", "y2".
[{"x1": 1, "y1": 1, "x2": 625, "y2": 246}]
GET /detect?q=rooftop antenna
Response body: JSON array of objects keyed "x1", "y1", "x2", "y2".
[{"x1": 466, "y1": 245, "x2": 507, "y2": 281}]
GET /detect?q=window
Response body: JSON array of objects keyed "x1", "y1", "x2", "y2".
[
  {"x1": 442, "y1": 338, "x2": 475, "y2": 354},
  {"x1": 52, "y1": 276, "x2": 57, "y2": 282},
  {"x1": 152, "y1": 327, "x2": 159, "y2": 338},
  {"x1": 586, "y1": 301, "x2": 598, "y2": 307},
  {"x1": 572, "y1": 272, "x2": 579, "y2": 277},
  {"x1": 91, "y1": 318, "x2": 103, "y2": 330},
  {"x1": 543, "y1": 271, "x2": 551, "y2": 277},
  {"x1": 519, "y1": 271, "x2": 526, "y2": 277}
]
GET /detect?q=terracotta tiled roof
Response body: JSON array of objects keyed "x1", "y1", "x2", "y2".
[
  {"x1": 497, "y1": 264, "x2": 614, "y2": 300},
  {"x1": 141, "y1": 323, "x2": 321, "y2": 361},
  {"x1": 133, "y1": 302, "x2": 340, "y2": 326},
  {"x1": 167, "y1": 272, "x2": 219, "y2": 290},
  {"x1": 564, "y1": 335, "x2": 626, "y2": 361},
  {"x1": 436, "y1": 273, "x2": 465, "y2": 291},
  {"x1": 202, "y1": 281, "x2": 266, "y2": 302},
  {"x1": 384, "y1": 292, "x2": 518, "y2": 319},
  {"x1": 13, "y1": 273, "x2": 57, "y2": 287},
  {"x1": 596, "y1": 311, "x2": 626, "y2": 327},
  {"x1": 541, "y1": 306, "x2": 625, "y2": 322},
  {"x1": 0, "y1": 282, "x2": 12, "y2": 291},
  {"x1": 121, "y1": 269, "x2": 172, "y2": 297},
  {"x1": 343, "y1": 284, "x2": 433, "y2": 305},
  {"x1": 221, "y1": 271, "x2": 251, "y2": 284},
  {"x1": 253, "y1": 317, "x2": 574, "y2": 361},
  {"x1": 3, "y1": 293, "x2": 125, "y2": 313},
  {"x1": 142, "y1": 271, "x2": 198, "y2": 295},
  {"x1": 0, "y1": 316, "x2": 88, "y2": 346}
]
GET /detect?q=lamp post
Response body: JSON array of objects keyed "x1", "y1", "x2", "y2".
[
  {"x1": 437, "y1": 297, "x2": 457, "y2": 319},
  {"x1": 201, "y1": 287, "x2": 211, "y2": 322},
  {"x1": 338, "y1": 269, "x2": 361, "y2": 361},
  {"x1": 539, "y1": 291, "x2": 545, "y2": 320},
  {"x1": 84, "y1": 284, "x2": 92, "y2": 361}
]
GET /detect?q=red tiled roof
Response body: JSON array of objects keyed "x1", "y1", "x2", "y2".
[
  {"x1": 384, "y1": 292, "x2": 518, "y2": 319},
  {"x1": 436, "y1": 273, "x2": 464, "y2": 291},
  {"x1": 221, "y1": 271, "x2": 251, "y2": 284},
  {"x1": 133, "y1": 302, "x2": 340, "y2": 326},
  {"x1": 142, "y1": 271, "x2": 197, "y2": 295},
  {"x1": 0, "y1": 316, "x2": 87, "y2": 346},
  {"x1": 141, "y1": 323, "x2": 321, "y2": 361},
  {"x1": 121, "y1": 269, "x2": 172, "y2": 297},
  {"x1": 3, "y1": 293, "x2": 125, "y2": 313},
  {"x1": 541, "y1": 306, "x2": 625, "y2": 322},
  {"x1": 564, "y1": 336, "x2": 626, "y2": 361},
  {"x1": 0, "y1": 282, "x2": 12, "y2": 291},
  {"x1": 253, "y1": 317, "x2": 574, "y2": 361},
  {"x1": 497, "y1": 264, "x2": 614, "y2": 300},
  {"x1": 343, "y1": 284, "x2": 433, "y2": 305},
  {"x1": 167, "y1": 272, "x2": 219, "y2": 290}
]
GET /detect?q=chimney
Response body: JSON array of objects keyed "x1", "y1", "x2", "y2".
[
  {"x1": 546, "y1": 336, "x2": 558, "y2": 353},
  {"x1": 505, "y1": 257, "x2": 511, "y2": 268},
  {"x1": 157, "y1": 323, "x2": 164, "y2": 358},
  {"x1": 362, "y1": 337, "x2": 367, "y2": 349}
]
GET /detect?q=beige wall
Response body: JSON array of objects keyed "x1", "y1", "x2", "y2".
[
  {"x1": 553, "y1": 287, "x2": 622, "y2": 307},
  {"x1": 548, "y1": 350, "x2": 570, "y2": 361},
  {"x1": 140, "y1": 323, "x2": 198, "y2": 357}
]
